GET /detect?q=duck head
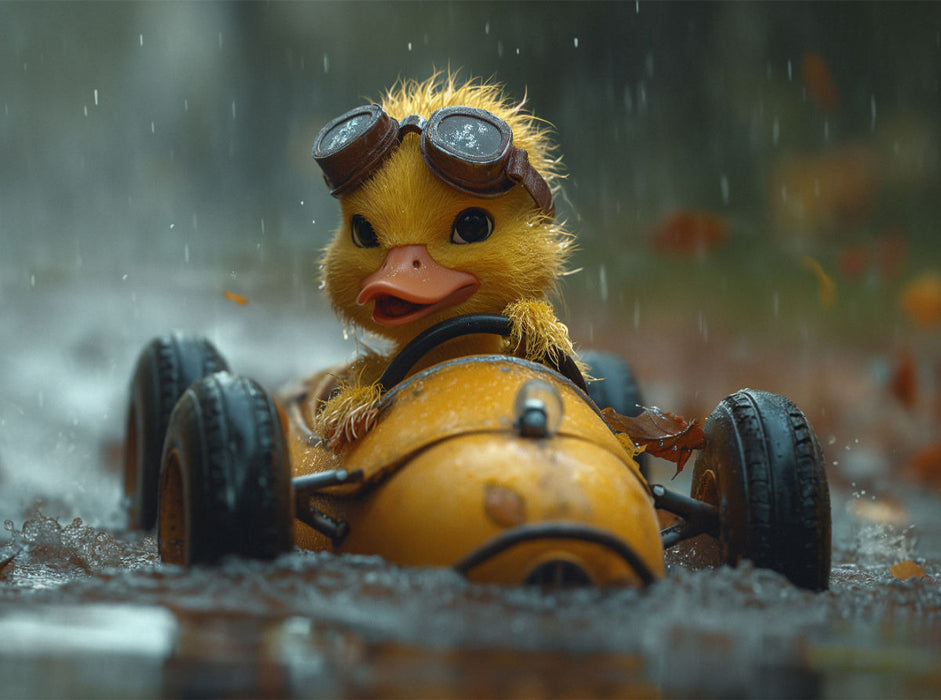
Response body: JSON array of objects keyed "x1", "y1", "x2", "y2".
[{"x1": 318, "y1": 74, "x2": 572, "y2": 348}]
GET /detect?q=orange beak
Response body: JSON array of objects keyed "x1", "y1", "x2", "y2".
[{"x1": 357, "y1": 245, "x2": 480, "y2": 327}]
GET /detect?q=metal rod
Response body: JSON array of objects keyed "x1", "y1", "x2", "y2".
[
  {"x1": 651, "y1": 484, "x2": 719, "y2": 547},
  {"x1": 292, "y1": 468, "x2": 363, "y2": 496},
  {"x1": 294, "y1": 500, "x2": 350, "y2": 548}
]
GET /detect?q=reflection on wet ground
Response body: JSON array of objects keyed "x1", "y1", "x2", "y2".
[
  {"x1": 0, "y1": 501, "x2": 938, "y2": 699},
  {"x1": 0, "y1": 276, "x2": 939, "y2": 698}
]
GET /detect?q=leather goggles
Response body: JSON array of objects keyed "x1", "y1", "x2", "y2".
[{"x1": 312, "y1": 104, "x2": 554, "y2": 216}]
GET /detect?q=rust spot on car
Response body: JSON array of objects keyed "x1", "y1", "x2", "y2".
[{"x1": 484, "y1": 483, "x2": 527, "y2": 527}]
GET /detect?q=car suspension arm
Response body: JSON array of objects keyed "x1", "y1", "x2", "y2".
[
  {"x1": 293, "y1": 469, "x2": 363, "y2": 547},
  {"x1": 650, "y1": 484, "x2": 720, "y2": 548}
]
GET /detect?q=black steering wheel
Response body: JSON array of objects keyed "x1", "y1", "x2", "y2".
[{"x1": 377, "y1": 314, "x2": 588, "y2": 393}]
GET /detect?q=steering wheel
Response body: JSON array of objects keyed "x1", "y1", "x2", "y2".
[{"x1": 377, "y1": 314, "x2": 588, "y2": 393}]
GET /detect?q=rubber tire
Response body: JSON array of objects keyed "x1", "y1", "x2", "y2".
[
  {"x1": 124, "y1": 334, "x2": 230, "y2": 530},
  {"x1": 157, "y1": 372, "x2": 293, "y2": 565},
  {"x1": 581, "y1": 350, "x2": 649, "y2": 478},
  {"x1": 691, "y1": 389, "x2": 831, "y2": 591}
]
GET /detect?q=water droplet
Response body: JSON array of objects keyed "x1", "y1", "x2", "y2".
[
  {"x1": 484, "y1": 22, "x2": 490, "y2": 35},
  {"x1": 407, "y1": 41, "x2": 413, "y2": 51},
  {"x1": 720, "y1": 174, "x2": 730, "y2": 204},
  {"x1": 139, "y1": 33, "x2": 144, "y2": 47},
  {"x1": 93, "y1": 89, "x2": 98, "y2": 106},
  {"x1": 573, "y1": 37, "x2": 579, "y2": 48}
]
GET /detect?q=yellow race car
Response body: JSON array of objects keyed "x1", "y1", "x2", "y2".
[{"x1": 124, "y1": 314, "x2": 831, "y2": 590}]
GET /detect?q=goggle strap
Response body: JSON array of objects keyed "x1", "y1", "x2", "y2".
[{"x1": 507, "y1": 148, "x2": 555, "y2": 217}]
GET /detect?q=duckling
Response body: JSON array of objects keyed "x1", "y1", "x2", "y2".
[{"x1": 313, "y1": 73, "x2": 577, "y2": 449}]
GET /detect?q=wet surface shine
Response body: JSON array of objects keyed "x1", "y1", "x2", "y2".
[
  {"x1": 0, "y1": 517, "x2": 938, "y2": 699},
  {"x1": 1, "y1": 280, "x2": 939, "y2": 699}
]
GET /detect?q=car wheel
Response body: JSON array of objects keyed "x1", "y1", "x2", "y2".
[
  {"x1": 157, "y1": 372, "x2": 293, "y2": 565},
  {"x1": 581, "y1": 350, "x2": 649, "y2": 478},
  {"x1": 691, "y1": 389, "x2": 831, "y2": 590},
  {"x1": 124, "y1": 334, "x2": 230, "y2": 530}
]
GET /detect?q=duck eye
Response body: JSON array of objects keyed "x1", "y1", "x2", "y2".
[
  {"x1": 350, "y1": 214, "x2": 379, "y2": 248},
  {"x1": 450, "y1": 208, "x2": 494, "y2": 244}
]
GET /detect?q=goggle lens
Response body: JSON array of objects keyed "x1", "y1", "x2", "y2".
[
  {"x1": 321, "y1": 112, "x2": 375, "y2": 153},
  {"x1": 433, "y1": 112, "x2": 506, "y2": 162}
]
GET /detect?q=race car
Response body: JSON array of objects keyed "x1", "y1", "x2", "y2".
[{"x1": 124, "y1": 314, "x2": 831, "y2": 590}]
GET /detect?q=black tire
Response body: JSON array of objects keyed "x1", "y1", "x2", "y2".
[
  {"x1": 581, "y1": 350, "x2": 649, "y2": 479},
  {"x1": 157, "y1": 372, "x2": 293, "y2": 565},
  {"x1": 691, "y1": 389, "x2": 831, "y2": 590},
  {"x1": 124, "y1": 334, "x2": 230, "y2": 530}
]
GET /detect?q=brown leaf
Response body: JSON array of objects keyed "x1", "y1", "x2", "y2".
[
  {"x1": 889, "y1": 348, "x2": 918, "y2": 409},
  {"x1": 602, "y1": 406, "x2": 706, "y2": 476}
]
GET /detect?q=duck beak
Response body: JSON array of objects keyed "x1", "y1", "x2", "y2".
[{"x1": 357, "y1": 245, "x2": 480, "y2": 327}]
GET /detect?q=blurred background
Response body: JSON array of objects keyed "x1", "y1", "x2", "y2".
[{"x1": 1, "y1": 1, "x2": 940, "y2": 519}]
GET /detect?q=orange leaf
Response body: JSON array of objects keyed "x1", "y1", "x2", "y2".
[
  {"x1": 901, "y1": 271, "x2": 941, "y2": 328},
  {"x1": 602, "y1": 406, "x2": 705, "y2": 476},
  {"x1": 223, "y1": 290, "x2": 249, "y2": 306},
  {"x1": 890, "y1": 560, "x2": 927, "y2": 580}
]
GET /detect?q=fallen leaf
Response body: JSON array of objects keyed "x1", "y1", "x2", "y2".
[
  {"x1": 602, "y1": 406, "x2": 705, "y2": 476},
  {"x1": 223, "y1": 290, "x2": 249, "y2": 306},
  {"x1": 907, "y1": 443, "x2": 941, "y2": 491},
  {"x1": 801, "y1": 255, "x2": 837, "y2": 309},
  {"x1": 771, "y1": 147, "x2": 877, "y2": 235},
  {"x1": 890, "y1": 559, "x2": 927, "y2": 580},
  {"x1": 801, "y1": 51, "x2": 840, "y2": 115},
  {"x1": 889, "y1": 348, "x2": 918, "y2": 409},
  {"x1": 649, "y1": 209, "x2": 727, "y2": 257},
  {"x1": 900, "y1": 271, "x2": 941, "y2": 328},
  {"x1": 838, "y1": 245, "x2": 870, "y2": 281}
]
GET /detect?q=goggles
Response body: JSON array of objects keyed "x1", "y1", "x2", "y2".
[{"x1": 312, "y1": 104, "x2": 554, "y2": 216}]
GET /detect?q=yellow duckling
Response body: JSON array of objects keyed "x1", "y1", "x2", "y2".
[{"x1": 313, "y1": 73, "x2": 577, "y2": 449}]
